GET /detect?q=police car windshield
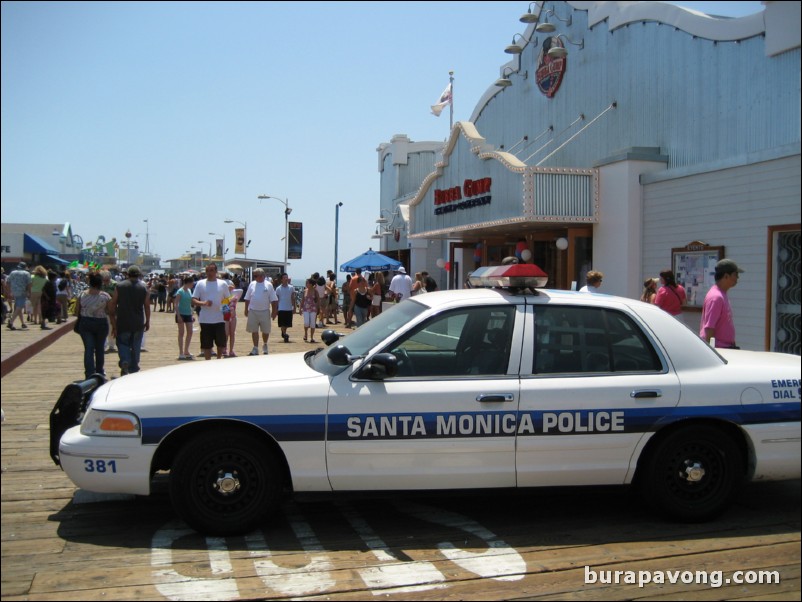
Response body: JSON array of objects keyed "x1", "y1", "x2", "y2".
[{"x1": 311, "y1": 301, "x2": 426, "y2": 373}]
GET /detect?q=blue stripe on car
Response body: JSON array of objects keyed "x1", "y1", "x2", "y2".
[{"x1": 139, "y1": 403, "x2": 800, "y2": 444}]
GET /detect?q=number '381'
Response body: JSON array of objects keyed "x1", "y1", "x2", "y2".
[{"x1": 84, "y1": 459, "x2": 117, "y2": 473}]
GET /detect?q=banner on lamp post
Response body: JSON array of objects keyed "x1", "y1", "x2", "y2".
[
  {"x1": 234, "y1": 228, "x2": 245, "y2": 254},
  {"x1": 288, "y1": 222, "x2": 302, "y2": 260}
]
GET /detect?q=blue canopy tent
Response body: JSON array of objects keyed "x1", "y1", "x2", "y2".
[{"x1": 340, "y1": 249, "x2": 402, "y2": 273}]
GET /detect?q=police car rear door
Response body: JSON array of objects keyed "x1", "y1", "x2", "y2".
[
  {"x1": 516, "y1": 302, "x2": 681, "y2": 487},
  {"x1": 326, "y1": 303, "x2": 524, "y2": 491}
]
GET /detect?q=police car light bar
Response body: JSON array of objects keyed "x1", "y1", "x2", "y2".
[{"x1": 468, "y1": 264, "x2": 549, "y2": 289}]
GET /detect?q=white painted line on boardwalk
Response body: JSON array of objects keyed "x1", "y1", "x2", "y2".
[
  {"x1": 394, "y1": 501, "x2": 526, "y2": 582},
  {"x1": 336, "y1": 500, "x2": 448, "y2": 595},
  {"x1": 246, "y1": 507, "x2": 336, "y2": 596},
  {"x1": 151, "y1": 521, "x2": 240, "y2": 601}
]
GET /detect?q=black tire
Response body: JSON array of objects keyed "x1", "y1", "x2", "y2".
[
  {"x1": 639, "y1": 425, "x2": 744, "y2": 522},
  {"x1": 170, "y1": 429, "x2": 283, "y2": 535}
]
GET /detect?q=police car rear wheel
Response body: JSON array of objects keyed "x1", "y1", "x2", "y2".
[
  {"x1": 640, "y1": 425, "x2": 743, "y2": 522},
  {"x1": 170, "y1": 429, "x2": 282, "y2": 535}
]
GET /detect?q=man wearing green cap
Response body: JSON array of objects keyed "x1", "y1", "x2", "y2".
[{"x1": 700, "y1": 258, "x2": 744, "y2": 349}]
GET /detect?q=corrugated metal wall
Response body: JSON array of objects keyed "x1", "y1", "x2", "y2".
[
  {"x1": 530, "y1": 170, "x2": 595, "y2": 219},
  {"x1": 476, "y1": 4, "x2": 800, "y2": 171},
  {"x1": 398, "y1": 151, "x2": 438, "y2": 200}
]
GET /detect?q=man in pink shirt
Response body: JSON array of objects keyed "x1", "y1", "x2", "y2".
[{"x1": 700, "y1": 259, "x2": 744, "y2": 349}]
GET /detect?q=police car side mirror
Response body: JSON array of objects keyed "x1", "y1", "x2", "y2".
[
  {"x1": 327, "y1": 344, "x2": 352, "y2": 366},
  {"x1": 322, "y1": 329, "x2": 341, "y2": 346},
  {"x1": 357, "y1": 353, "x2": 399, "y2": 380}
]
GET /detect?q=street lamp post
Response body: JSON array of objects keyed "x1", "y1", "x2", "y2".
[
  {"x1": 334, "y1": 202, "x2": 343, "y2": 277},
  {"x1": 209, "y1": 232, "x2": 226, "y2": 266},
  {"x1": 189, "y1": 246, "x2": 199, "y2": 271},
  {"x1": 198, "y1": 240, "x2": 213, "y2": 265},
  {"x1": 124, "y1": 229, "x2": 133, "y2": 267},
  {"x1": 224, "y1": 219, "x2": 248, "y2": 259},
  {"x1": 142, "y1": 218, "x2": 151, "y2": 254},
  {"x1": 258, "y1": 194, "x2": 291, "y2": 272}
]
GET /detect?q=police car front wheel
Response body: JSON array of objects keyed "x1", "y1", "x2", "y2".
[
  {"x1": 169, "y1": 429, "x2": 283, "y2": 536},
  {"x1": 639, "y1": 425, "x2": 744, "y2": 522}
]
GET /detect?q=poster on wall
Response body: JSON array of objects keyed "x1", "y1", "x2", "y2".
[{"x1": 671, "y1": 241, "x2": 724, "y2": 309}]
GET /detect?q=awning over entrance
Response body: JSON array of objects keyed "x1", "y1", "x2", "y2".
[
  {"x1": 24, "y1": 233, "x2": 60, "y2": 255},
  {"x1": 46, "y1": 255, "x2": 69, "y2": 265}
]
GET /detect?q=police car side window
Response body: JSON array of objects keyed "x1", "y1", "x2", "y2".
[
  {"x1": 533, "y1": 306, "x2": 661, "y2": 374},
  {"x1": 387, "y1": 306, "x2": 516, "y2": 377}
]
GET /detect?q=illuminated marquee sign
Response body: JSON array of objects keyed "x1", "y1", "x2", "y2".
[{"x1": 433, "y1": 177, "x2": 492, "y2": 215}]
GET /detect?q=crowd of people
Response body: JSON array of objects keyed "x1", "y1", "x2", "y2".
[
  {"x1": 596, "y1": 257, "x2": 744, "y2": 349},
  {"x1": 2, "y1": 256, "x2": 745, "y2": 379},
  {"x1": 0, "y1": 261, "x2": 440, "y2": 379},
  {"x1": 3, "y1": 262, "x2": 77, "y2": 331}
]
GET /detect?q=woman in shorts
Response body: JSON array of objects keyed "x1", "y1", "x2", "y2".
[
  {"x1": 300, "y1": 278, "x2": 320, "y2": 343},
  {"x1": 175, "y1": 276, "x2": 195, "y2": 360}
]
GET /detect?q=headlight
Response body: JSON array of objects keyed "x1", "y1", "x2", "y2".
[{"x1": 81, "y1": 409, "x2": 141, "y2": 437}]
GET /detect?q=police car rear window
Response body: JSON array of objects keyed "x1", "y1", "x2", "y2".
[{"x1": 533, "y1": 306, "x2": 662, "y2": 374}]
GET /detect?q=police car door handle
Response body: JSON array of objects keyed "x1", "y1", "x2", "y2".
[
  {"x1": 630, "y1": 389, "x2": 662, "y2": 399},
  {"x1": 476, "y1": 393, "x2": 515, "y2": 402}
]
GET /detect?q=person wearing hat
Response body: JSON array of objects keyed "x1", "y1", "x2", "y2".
[
  {"x1": 107, "y1": 264, "x2": 150, "y2": 375},
  {"x1": 5, "y1": 262, "x2": 31, "y2": 330},
  {"x1": 700, "y1": 259, "x2": 744, "y2": 349},
  {"x1": 388, "y1": 266, "x2": 412, "y2": 303}
]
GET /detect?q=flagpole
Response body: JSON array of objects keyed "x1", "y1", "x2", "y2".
[{"x1": 449, "y1": 70, "x2": 454, "y2": 131}]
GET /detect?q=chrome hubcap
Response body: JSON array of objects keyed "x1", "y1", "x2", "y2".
[
  {"x1": 214, "y1": 471, "x2": 241, "y2": 495},
  {"x1": 683, "y1": 461, "x2": 705, "y2": 483}
]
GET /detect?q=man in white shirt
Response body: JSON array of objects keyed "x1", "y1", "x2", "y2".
[
  {"x1": 275, "y1": 273, "x2": 297, "y2": 343},
  {"x1": 191, "y1": 264, "x2": 231, "y2": 360},
  {"x1": 244, "y1": 268, "x2": 278, "y2": 355},
  {"x1": 389, "y1": 267, "x2": 413, "y2": 302},
  {"x1": 579, "y1": 270, "x2": 604, "y2": 293}
]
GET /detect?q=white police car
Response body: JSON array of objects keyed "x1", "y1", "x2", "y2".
[{"x1": 50, "y1": 264, "x2": 800, "y2": 535}]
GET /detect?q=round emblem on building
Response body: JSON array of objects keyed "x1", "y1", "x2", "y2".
[{"x1": 536, "y1": 36, "x2": 566, "y2": 98}]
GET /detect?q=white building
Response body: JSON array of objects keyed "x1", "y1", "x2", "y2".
[{"x1": 377, "y1": 1, "x2": 800, "y2": 354}]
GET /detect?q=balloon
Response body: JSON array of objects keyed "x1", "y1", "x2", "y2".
[
  {"x1": 521, "y1": 249, "x2": 532, "y2": 262},
  {"x1": 436, "y1": 258, "x2": 445, "y2": 268},
  {"x1": 515, "y1": 241, "x2": 527, "y2": 259},
  {"x1": 444, "y1": 261, "x2": 451, "y2": 272}
]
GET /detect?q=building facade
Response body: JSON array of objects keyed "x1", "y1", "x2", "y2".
[
  {"x1": 0, "y1": 222, "x2": 80, "y2": 273},
  {"x1": 378, "y1": 0, "x2": 800, "y2": 354}
]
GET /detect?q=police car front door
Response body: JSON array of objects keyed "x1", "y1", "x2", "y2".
[{"x1": 326, "y1": 305, "x2": 523, "y2": 491}]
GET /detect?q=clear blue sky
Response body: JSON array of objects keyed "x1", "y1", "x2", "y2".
[{"x1": 1, "y1": 1, "x2": 763, "y2": 280}]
